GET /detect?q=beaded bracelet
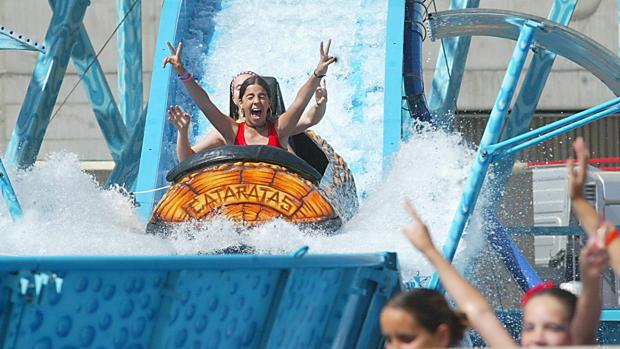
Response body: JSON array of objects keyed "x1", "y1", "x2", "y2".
[
  {"x1": 605, "y1": 229, "x2": 620, "y2": 247},
  {"x1": 178, "y1": 71, "x2": 192, "y2": 83}
]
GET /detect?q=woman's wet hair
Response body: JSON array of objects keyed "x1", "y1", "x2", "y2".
[
  {"x1": 386, "y1": 288, "x2": 468, "y2": 346},
  {"x1": 228, "y1": 71, "x2": 257, "y2": 120},
  {"x1": 523, "y1": 287, "x2": 578, "y2": 320}
]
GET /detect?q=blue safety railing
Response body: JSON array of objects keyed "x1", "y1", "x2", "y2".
[{"x1": 0, "y1": 252, "x2": 400, "y2": 348}]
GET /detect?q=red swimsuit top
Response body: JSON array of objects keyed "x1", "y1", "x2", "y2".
[{"x1": 234, "y1": 122, "x2": 285, "y2": 150}]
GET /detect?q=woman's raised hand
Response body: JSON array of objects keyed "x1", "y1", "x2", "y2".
[
  {"x1": 580, "y1": 231, "x2": 609, "y2": 281},
  {"x1": 167, "y1": 105, "x2": 191, "y2": 132},
  {"x1": 314, "y1": 39, "x2": 336, "y2": 77},
  {"x1": 163, "y1": 41, "x2": 186, "y2": 74},
  {"x1": 403, "y1": 200, "x2": 436, "y2": 255},
  {"x1": 315, "y1": 79, "x2": 328, "y2": 106},
  {"x1": 567, "y1": 137, "x2": 589, "y2": 200}
]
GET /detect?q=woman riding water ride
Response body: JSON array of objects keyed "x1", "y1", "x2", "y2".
[{"x1": 163, "y1": 40, "x2": 335, "y2": 160}]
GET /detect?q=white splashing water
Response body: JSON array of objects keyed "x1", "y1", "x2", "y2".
[
  {"x1": 135, "y1": 124, "x2": 482, "y2": 280},
  {"x1": 0, "y1": 1, "x2": 487, "y2": 282},
  {"x1": 0, "y1": 153, "x2": 174, "y2": 256}
]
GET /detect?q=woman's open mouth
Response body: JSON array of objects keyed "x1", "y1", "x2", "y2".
[{"x1": 250, "y1": 107, "x2": 262, "y2": 119}]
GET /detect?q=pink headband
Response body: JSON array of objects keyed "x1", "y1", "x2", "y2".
[
  {"x1": 521, "y1": 280, "x2": 555, "y2": 305},
  {"x1": 230, "y1": 70, "x2": 258, "y2": 93}
]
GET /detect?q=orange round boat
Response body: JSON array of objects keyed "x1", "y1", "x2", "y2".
[{"x1": 147, "y1": 131, "x2": 358, "y2": 234}]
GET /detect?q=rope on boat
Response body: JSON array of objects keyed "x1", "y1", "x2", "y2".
[{"x1": 131, "y1": 185, "x2": 171, "y2": 195}]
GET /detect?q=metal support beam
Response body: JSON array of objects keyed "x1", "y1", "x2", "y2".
[
  {"x1": 382, "y1": 0, "x2": 406, "y2": 170},
  {"x1": 117, "y1": 0, "x2": 143, "y2": 130},
  {"x1": 429, "y1": 21, "x2": 538, "y2": 290},
  {"x1": 135, "y1": 0, "x2": 182, "y2": 220},
  {"x1": 0, "y1": 158, "x2": 23, "y2": 221},
  {"x1": 485, "y1": 211, "x2": 541, "y2": 290},
  {"x1": 70, "y1": 21, "x2": 128, "y2": 163},
  {"x1": 5, "y1": 0, "x2": 90, "y2": 168},
  {"x1": 483, "y1": 0, "x2": 577, "y2": 291},
  {"x1": 0, "y1": 25, "x2": 45, "y2": 52},
  {"x1": 105, "y1": 105, "x2": 147, "y2": 188},
  {"x1": 427, "y1": 0, "x2": 480, "y2": 130}
]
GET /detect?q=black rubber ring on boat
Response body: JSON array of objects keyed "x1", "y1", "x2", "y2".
[{"x1": 166, "y1": 145, "x2": 323, "y2": 184}]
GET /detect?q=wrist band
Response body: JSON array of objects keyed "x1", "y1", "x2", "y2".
[
  {"x1": 605, "y1": 229, "x2": 620, "y2": 247},
  {"x1": 313, "y1": 70, "x2": 326, "y2": 79},
  {"x1": 178, "y1": 71, "x2": 192, "y2": 82}
]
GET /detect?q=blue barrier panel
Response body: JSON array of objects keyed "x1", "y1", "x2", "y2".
[{"x1": 0, "y1": 253, "x2": 400, "y2": 348}]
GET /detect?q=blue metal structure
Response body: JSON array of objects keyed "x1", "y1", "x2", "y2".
[
  {"x1": 0, "y1": 252, "x2": 400, "y2": 348},
  {"x1": 134, "y1": 0, "x2": 183, "y2": 220},
  {"x1": 381, "y1": 0, "x2": 406, "y2": 170},
  {"x1": 5, "y1": 0, "x2": 90, "y2": 168},
  {"x1": 402, "y1": 0, "x2": 430, "y2": 128},
  {"x1": 117, "y1": 0, "x2": 143, "y2": 131},
  {"x1": 428, "y1": 20, "x2": 539, "y2": 289},
  {"x1": 427, "y1": 0, "x2": 480, "y2": 130},
  {"x1": 482, "y1": 0, "x2": 578, "y2": 291},
  {"x1": 425, "y1": 6, "x2": 620, "y2": 291},
  {"x1": 70, "y1": 17, "x2": 128, "y2": 164},
  {"x1": 0, "y1": 23, "x2": 43, "y2": 220},
  {"x1": 0, "y1": 25, "x2": 45, "y2": 53},
  {"x1": 4, "y1": 0, "x2": 142, "y2": 187},
  {"x1": 0, "y1": 159, "x2": 22, "y2": 221}
]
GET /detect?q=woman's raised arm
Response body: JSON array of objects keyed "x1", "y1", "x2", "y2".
[
  {"x1": 277, "y1": 40, "x2": 335, "y2": 137},
  {"x1": 163, "y1": 41, "x2": 237, "y2": 142},
  {"x1": 403, "y1": 201, "x2": 517, "y2": 348}
]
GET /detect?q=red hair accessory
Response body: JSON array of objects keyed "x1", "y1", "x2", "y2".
[{"x1": 521, "y1": 280, "x2": 555, "y2": 305}]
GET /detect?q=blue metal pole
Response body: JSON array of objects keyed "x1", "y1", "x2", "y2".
[
  {"x1": 494, "y1": 103, "x2": 620, "y2": 159},
  {"x1": 481, "y1": 0, "x2": 576, "y2": 291},
  {"x1": 0, "y1": 158, "x2": 23, "y2": 221},
  {"x1": 5, "y1": 0, "x2": 90, "y2": 168},
  {"x1": 488, "y1": 97, "x2": 620, "y2": 155},
  {"x1": 382, "y1": 0, "x2": 406, "y2": 170},
  {"x1": 134, "y1": 0, "x2": 182, "y2": 220},
  {"x1": 105, "y1": 105, "x2": 147, "y2": 188},
  {"x1": 70, "y1": 23, "x2": 128, "y2": 163},
  {"x1": 402, "y1": 0, "x2": 430, "y2": 125},
  {"x1": 428, "y1": 21, "x2": 538, "y2": 290},
  {"x1": 428, "y1": 0, "x2": 480, "y2": 130},
  {"x1": 117, "y1": 0, "x2": 143, "y2": 131},
  {"x1": 485, "y1": 211, "x2": 541, "y2": 290}
]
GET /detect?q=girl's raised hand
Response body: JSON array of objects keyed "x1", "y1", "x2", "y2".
[
  {"x1": 314, "y1": 39, "x2": 336, "y2": 77},
  {"x1": 580, "y1": 219, "x2": 610, "y2": 281},
  {"x1": 315, "y1": 79, "x2": 328, "y2": 106},
  {"x1": 402, "y1": 200, "x2": 436, "y2": 255},
  {"x1": 167, "y1": 105, "x2": 191, "y2": 132},
  {"x1": 567, "y1": 137, "x2": 589, "y2": 200},
  {"x1": 162, "y1": 41, "x2": 185, "y2": 74}
]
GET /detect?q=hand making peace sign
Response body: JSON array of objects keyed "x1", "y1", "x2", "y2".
[
  {"x1": 314, "y1": 39, "x2": 336, "y2": 77},
  {"x1": 163, "y1": 41, "x2": 186, "y2": 75}
]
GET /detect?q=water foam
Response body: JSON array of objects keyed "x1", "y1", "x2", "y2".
[{"x1": 0, "y1": 153, "x2": 173, "y2": 255}]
